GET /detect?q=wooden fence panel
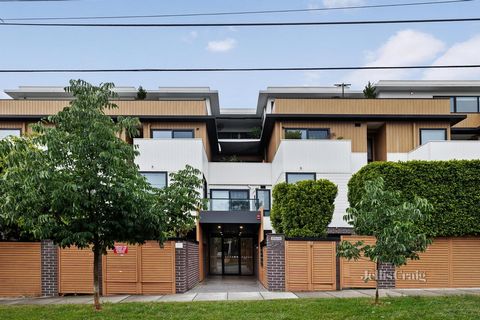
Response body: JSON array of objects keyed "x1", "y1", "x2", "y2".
[
  {"x1": 340, "y1": 236, "x2": 376, "y2": 289},
  {"x1": 285, "y1": 241, "x2": 336, "y2": 291},
  {"x1": 103, "y1": 241, "x2": 175, "y2": 295},
  {"x1": 58, "y1": 246, "x2": 94, "y2": 294},
  {"x1": 451, "y1": 238, "x2": 480, "y2": 288},
  {"x1": 0, "y1": 242, "x2": 41, "y2": 297}
]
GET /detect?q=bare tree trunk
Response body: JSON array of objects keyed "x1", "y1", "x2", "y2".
[
  {"x1": 375, "y1": 261, "x2": 380, "y2": 305},
  {"x1": 93, "y1": 244, "x2": 102, "y2": 311}
]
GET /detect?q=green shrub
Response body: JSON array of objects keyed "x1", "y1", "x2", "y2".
[
  {"x1": 348, "y1": 160, "x2": 480, "y2": 237},
  {"x1": 271, "y1": 179, "x2": 337, "y2": 237}
]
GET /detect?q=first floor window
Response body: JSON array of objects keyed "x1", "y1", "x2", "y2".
[
  {"x1": 420, "y1": 129, "x2": 447, "y2": 145},
  {"x1": 454, "y1": 97, "x2": 479, "y2": 113},
  {"x1": 0, "y1": 129, "x2": 21, "y2": 140},
  {"x1": 284, "y1": 128, "x2": 329, "y2": 140},
  {"x1": 256, "y1": 189, "x2": 271, "y2": 216},
  {"x1": 141, "y1": 172, "x2": 167, "y2": 189},
  {"x1": 286, "y1": 173, "x2": 316, "y2": 184},
  {"x1": 151, "y1": 129, "x2": 194, "y2": 139},
  {"x1": 210, "y1": 189, "x2": 249, "y2": 211}
]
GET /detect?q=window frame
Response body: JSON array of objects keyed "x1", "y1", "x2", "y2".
[
  {"x1": 447, "y1": 96, "x2": 480, "y2": 113},
  {"x1": 0, "y1": 128, "x2": 22, "y2": 140},
  {"x1": 285, "y1": 172, "x2": 317, "y2": 184},
  {"x1": 210, "y1": 189, "x2": 250, "y2": 200},
  {"x1": 150, "y1": 129, "x2": 195, "y2": 139},
  {"x1": 419, "y1": 128, "x2": 447, "y2": 145},
  {"x1": 141, "y1": 171, "x2": 168, "y2": 189},
  {"x1": 284, "y1": 128, "x2": 330, "y2": 140},
  {"x1": 256, "y1": 188, "x2": 271, "y2": 216}
]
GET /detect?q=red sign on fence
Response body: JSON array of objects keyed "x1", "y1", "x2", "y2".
[{"x1": 113, "y1": 245, "x2": 128, "y2": 255}]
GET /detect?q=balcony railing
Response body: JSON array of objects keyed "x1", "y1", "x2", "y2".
[{"x1": 207, "y1": 198, "x2": 260, "y2": 212}]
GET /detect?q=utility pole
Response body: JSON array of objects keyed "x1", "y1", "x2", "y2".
[{"x1": 334, "y1": 83, "x2": 351, "y2": 98}]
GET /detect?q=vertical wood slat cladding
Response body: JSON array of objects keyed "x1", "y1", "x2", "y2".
[
  {"x1": 58, "y1": 247, "x2": 94, "y2": 294},
  {"x1": 453, "y1": 114, "x2": 480, "y2": 128},
  {"x1": 273, "y1": 99, "x2": 451, "y2": 115},
  {"x1": 339, "y1": 236, "x2": 376, "y2": 289},
  {"x1": 373, "y1": 125, "x2": 387, "y2": 161},
  {"x1": 0, "y1": 100, "x2": 207, "y2": 116},
  {"x1": 396, "y1": 238, "x2": 480, "y2": 288},
  {"x1": 103, "y1": 241, "x2": 175, "y2": 295},
  {"x1": 0, "y1": 242, "x2": 41, "y2": 297},
  {"x1": 285, "y1": 241, "x2": 336, "y2": 291},
  {"x1": 386, "y1": 122, "x2": 451, "y2": 152}
]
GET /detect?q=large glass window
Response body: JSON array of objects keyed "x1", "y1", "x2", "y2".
[
  {"x1": 420, "y1": 129, "x2": 447, "y2": 145},
  {"x1": 455, "y1": 97, "x2": 479, "y2": 113},
  {"x1": 210, "y1": 189, "x2": 249, "y2": 211},
  {"x1": 0, "y1": 129, "x2": 21, "y2": 140},
  {"x1": 256, "y1": 189, "x2": 271, "y2": 216},
  {"x1": 151, "y1": 129, "x2": 194, "y2": 139},
  {"x1": 284, "y1": 128, "x2": 329, "y2": 140},
  {"x1": 141, "y1": 172, "x2": 167, "y2": 189},
  {"x1": 286, "y1": 173, "x2": 316, "y2": 184}
]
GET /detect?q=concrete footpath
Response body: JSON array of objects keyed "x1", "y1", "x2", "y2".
[{"x1": 0, "y1": 288, "x2": 479, "y2": 305}]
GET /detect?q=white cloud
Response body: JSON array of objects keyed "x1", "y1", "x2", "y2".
[
  {"x1": 322, "y1": 0, "x2": 365, "y2": 8},
  {"x1": 423, "y1": 35, "x2": 480, "y2": 80},
  {"x1": 345, "y1": 29, "x2": 445, "y2": 86},
  {"x1": 206, "y1": 38, "x2": 237, "y2": 53}
]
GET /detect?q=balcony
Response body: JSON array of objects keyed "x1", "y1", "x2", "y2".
[
  {"x1": 207, "y1": 199, "x2": 261, "y2": 212},
  {"x1": 407, "y1": 141, "x2": 480, "y2": 161}
]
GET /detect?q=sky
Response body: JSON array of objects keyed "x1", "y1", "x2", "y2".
[{"x1": 0, "y1": 0, "x2": 479, "y2": 108}]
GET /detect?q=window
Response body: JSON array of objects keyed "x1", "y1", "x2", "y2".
[
  {"x1": 256, "y1": 189, "x2": 271, "y2": 216},
  {"x1": 286, "y1": 173, "x2": 316, "y2": 184},
  {"x1": 141, "y1": 172, "x2": 167, "y2": 189},
  {"x1": 284, "y1": 128, "x2": 329, "y2": 140},
  {"x1": 420, "y1": 129, "x2": 447, "y2": 145},
  {"x1": 151, "y1": 129, "x2": 194, "y2": 139},
  {"x1": 210, "y1": 189, "x2": 249, "y2": 211},
  {"x1": 449, "y1": 97, "x2": 480, "y2": 113},
  {"x1": 0, "y1": 129, "x2": 21, "y2": 140}
]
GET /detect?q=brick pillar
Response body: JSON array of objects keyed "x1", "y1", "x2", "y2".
[
  {"x1": 266, "y1": 234, "x2": 285, "y2": 292},
  {"x1": 377, "y1": 262, "x2": 396, "y2": 289},
  {"x1": 175, "y1": 240, "x2": 199, "y2": 293},
  {"x1": 41, "y1": 240, "x2": 59, "y2": 297}
]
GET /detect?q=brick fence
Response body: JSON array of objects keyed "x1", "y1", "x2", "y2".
[
  {"x1": 175, "y1": 240, "x2": 199, "y2": 293},
  {"x1": 266, "y1": 234, "x2": 285, "y2": 291},
  {"x1": 41, "y1": 240, "x2": 58, "y2": 297}
]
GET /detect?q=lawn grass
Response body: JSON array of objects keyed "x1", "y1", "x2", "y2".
[{"x1": 0, "y1": 295, "x2": 479, "y2": 320}]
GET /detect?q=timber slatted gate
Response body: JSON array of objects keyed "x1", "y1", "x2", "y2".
[
  {"x1": 285, "y1": 240, "x2": 336, "y2": 291},
  {"x1": 59, "y1": 246, "x2": 94, "y2": 294},
  {"x1": 396, "y1": 237, "x2": 480, "y2": 288},
  {"x1": 340, "y1": 236, "x2": 376, "y2": 289},
  {"x1": 0, "y1": 242, "x2": 41, "y2": 297},
  {"x1": 103, "y1": 241, "x2": 176, "y2": 295}
]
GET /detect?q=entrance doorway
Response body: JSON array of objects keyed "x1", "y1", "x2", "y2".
[{"x1": 209, "y1": 235, "x2": 254, "y2": 275}]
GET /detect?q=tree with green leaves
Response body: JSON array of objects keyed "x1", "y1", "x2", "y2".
[
  {"x1": 156, "y1": 165, "x2": 206, "y2": 238},
  {"x1": 271, "y1": 179, "x2": 337, "y2": 237},
  {"x1": 0, "y1": 80, "x2": 166, "y2": 310},
  {"x1": 337, "y1": 177, "x2": 432, "y2": 304},
  {"x1": 136, "y1": 86, "x2": 147, "y2": 100},
  {"x1": 363, "y1": 81, "x2": 377, "y2": 98}
]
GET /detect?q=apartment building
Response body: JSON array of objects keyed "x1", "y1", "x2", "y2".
[{"x1": 1, "y1": 81, "x2": 479, "y2": 277}]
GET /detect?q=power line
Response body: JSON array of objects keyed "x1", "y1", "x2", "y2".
[
  {"x1": 0, "y1": 0, "x2": 473, "y2": 21},
  {"x1": 1, "y1": 17, "x2": 480, "y2": 27},
  {"x1": 0, "y1": 64, "x2": 479, "y2": 73}
]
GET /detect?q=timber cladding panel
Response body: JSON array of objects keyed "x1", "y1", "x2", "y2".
[
  {"x1": 58, "y1": 247, "x2": 94, "y2": 294},
  {"x1": 103, "y1": 241, "x2": 176, "y2": 295},
  {"x1": 385, "y1": 121, "x2": 451, "y2": 153},
  {"x1": 396, "y1": 238, "x2": 480, "y2": 289},
  {"x1": 453, "y1": 114, "x2": 480, "y2": 128},
  {"x1": 0, "y1": 242, "x2": 41, "y2": 297},
  {"x1": 273, "y1": 98, "x2": 451, "y2": 115},
  {"x1": 285, "y1": 241, "x2": 336, "y2": 291},
  {"x1": 0, "y1": 100, "x2": 207, "y2": 116},
  {"x1": 339, "y1": 236, "x2": 376, "y2": 289}
]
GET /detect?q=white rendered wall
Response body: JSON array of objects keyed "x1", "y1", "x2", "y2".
[
  {"x1": 407, "y1": 141, "x2": 480, "y2": 161},
  {"x1": 387, "y1": 153, "x2": 409, "y2": 162}
]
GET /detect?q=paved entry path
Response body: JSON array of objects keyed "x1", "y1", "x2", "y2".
[
  {"x1": 0, "y1": 288, "x2": 479, "y2": 305},
  {"x1": 188, "y1": 276, "x2": 268, "y2": 293}
]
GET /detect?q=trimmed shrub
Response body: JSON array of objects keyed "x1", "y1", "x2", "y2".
[
  {"x1": 271, "y1": 179, "x2": 338, "y2": 237},
  {"x1": 348, "y1": 160, "x2": 480, "y2": 237}
]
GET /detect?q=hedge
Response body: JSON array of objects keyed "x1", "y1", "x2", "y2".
[
  {"x1": 271, "y1": 179, "x2": 337, "y2": 237},
  {"x1": 348, "y1": 160, "x2": 480, "y2": 237}
]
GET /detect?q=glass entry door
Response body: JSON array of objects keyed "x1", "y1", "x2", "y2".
[{"x1": 209, "y1": 235, "x2": 254, "y2": 275}]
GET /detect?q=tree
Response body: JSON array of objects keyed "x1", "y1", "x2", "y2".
[
  {"x1": 0, "y1": 80, "x2": 167, "y2": 310},
  {"x1": 363, "y1": 81, "x2": 377, "y2": 99},
  {"x1": 156, "y1": 165, "x2": 206, "y2": 238},
  {"x1": 271, "y1": 179, "x2": 337, "y2": 237},
  {"x1": 136, "y1": 86, "x2": 147, "y2": 100},
  {"x1": 337, "y1": 177, "x2": 433, "y2": 304}
]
